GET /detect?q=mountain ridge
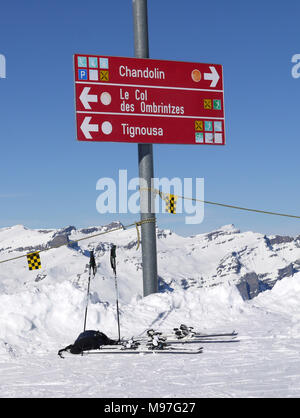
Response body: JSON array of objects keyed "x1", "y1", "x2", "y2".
[{"x1": 1, "y1": 222, "x2": 299, "y2": 301}]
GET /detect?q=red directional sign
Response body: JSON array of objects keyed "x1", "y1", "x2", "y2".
[{"x1": 74, "y1": 54, "x2": 225, "y2": 145}]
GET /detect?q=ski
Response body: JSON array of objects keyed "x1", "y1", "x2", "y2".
[
  {"x1": 193, "y1": 331, "x2": 238, "y2": 338},
  {"x1": 125, "y1": 330, "x2": 238, "y2": 344},
  {"x1": 82, "y1": 346, "x2": 203, "y2": 355},
  {"x1": 151, "y1": 337, "x2": 239, "y2": 345},
  {"x1": 158, "y1": 324, "x2": 237, "y2": 339},
  {"x1": 190, "y1": 339, "x2": 239, "y2": 344},
  {"x1": 136, "y1": 333, "x2": 238, "y2": 341},
  {"x1": 123, "y1": 336, "x2": 237, "y2": 345},
  {"x1": 176, "y1": 324, "x2": 238, "y2": 339}
]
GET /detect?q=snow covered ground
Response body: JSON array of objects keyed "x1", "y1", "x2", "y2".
[{"x1": 1, "y1": 223, "x2": 300, "y2": 398}]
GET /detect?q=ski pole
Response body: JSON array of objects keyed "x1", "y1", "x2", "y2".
[
  {"x1": 83, "y1": 250, "x2": 97, "y2": 332},
  {"x1": 110, "y1": 245, "x2": 121, "y2": 341}
]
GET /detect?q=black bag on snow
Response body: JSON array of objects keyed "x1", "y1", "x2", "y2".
[{"x1": 58, "y1": 330, "x2": 117, "y2": 358}]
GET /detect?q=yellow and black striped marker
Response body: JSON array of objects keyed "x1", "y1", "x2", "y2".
[
  {"x1": 165, "y1": 194, "x2": 178, "y2": 214},
  {"x1": 27, "y1": 252, "x2": 41, "y2": 271}
]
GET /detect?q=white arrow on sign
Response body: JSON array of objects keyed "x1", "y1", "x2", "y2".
[
  {"x1": 79, "y1": 87, "x2": 98, "y2": 110},
  {"x1": 204, "y1": 66, "x2": 220, "y2": 88},
  {"x1": 80, "y1": 116, "x2": 99, "y2": 139}
]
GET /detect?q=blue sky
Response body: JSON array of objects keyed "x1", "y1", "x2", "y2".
[{"x1": 0, "y1": 0, "x2": 300, "y2": 237}]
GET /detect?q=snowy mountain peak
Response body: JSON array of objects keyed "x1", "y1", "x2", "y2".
[
  {"x1": 214, "y1": 223, "x2": 239, "y2": 233},
  {"x1": 205, "y1": 224, "x2": 240, "y2": 241},
  {"x1": 0, "y1": 224, "x2": 28, "y2": 233}
]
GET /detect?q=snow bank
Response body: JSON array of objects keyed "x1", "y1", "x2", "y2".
[
  {"x1": 2, "y1": 269, "x2": 300, "y2": 358},
  {"x1": 123, "y1": 283, "x2": 244, "y2": 334},
  {"x1": 250, "y1": 272, "x2": 300, "y2": 337},
  {"x1": 0, "y1": 278, "x2": 245, "y2": 357}
]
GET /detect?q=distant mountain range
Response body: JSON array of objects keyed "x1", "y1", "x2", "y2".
[{"x1": 1, "y1": 223, "x2": 299, "y2": 301}]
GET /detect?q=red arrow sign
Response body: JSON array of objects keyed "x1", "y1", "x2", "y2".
[
  {"x1": 76, "y1": 114, "x2": 225, "y2": 145},
  {"x1": 74, "y1": 54, "x2": 225, "y2": 145}
]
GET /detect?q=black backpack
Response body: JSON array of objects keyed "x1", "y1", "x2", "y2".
[{"x1": 58, "y1": 330, "x2": 117, "y2": 358}]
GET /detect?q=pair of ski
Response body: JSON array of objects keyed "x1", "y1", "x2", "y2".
[
  {"x1": 81, "y1": 336, "x2": 203, "y2": 355},
  {"x1": 80, "y1": 328, "x2": 238, "y2": 356},
  {"x1": 131, "y1": 326, "x2": 238, "y2": 344}
]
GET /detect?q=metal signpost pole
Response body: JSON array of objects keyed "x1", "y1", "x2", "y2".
[
  {"x1": 132, "y1": 0, "x2": 158, "y2": 296},
  {"x1": 74, "y1": 5, "x2": 225, "y2": 296}
]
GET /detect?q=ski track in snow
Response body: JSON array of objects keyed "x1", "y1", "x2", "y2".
[{"x1": 1, "y1": 224, "x2": 300, "y2": 397}]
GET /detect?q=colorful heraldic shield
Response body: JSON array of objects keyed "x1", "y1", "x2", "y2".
[
  {"x1": 165, "y1": 194, "x2": 178, "y2": 214},
  {"x1": 27, "y1": 252, "x2": 41, "y2": 271}
]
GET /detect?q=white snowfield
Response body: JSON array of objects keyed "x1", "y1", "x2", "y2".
[{"x1": 1, "y1": 223, "x2": 300, "y2": 398}]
